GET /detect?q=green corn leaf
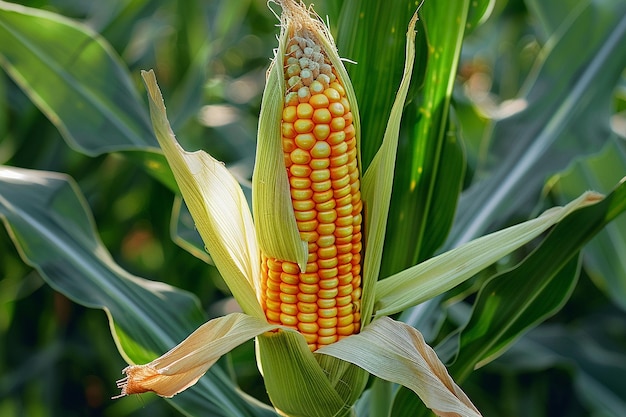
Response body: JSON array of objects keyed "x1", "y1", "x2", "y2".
[
  {"x1": 382, "y1": 0, "x2": 470, "y2": 277},
  {"x1": 361, "y1": 10, "x2": 418, "y2": 326},
  {"x1": 0, "y1": 166, "x2": 276, "y2": 417},
  {"x1": 449, "y1": 177, "x2": 626, "y2": 381},
  {"x1": 0, "y1": 1, "x2": 179, "y2": 191},
  {"x1": 374, "y1": 190, "x2": 604, "y2": 317},
  {"x1": 449, "y1": 0, "x2": 626, "y2": 246},
  {"x1": 547, "y1": 138, "x2": 626, "y2": 310}
]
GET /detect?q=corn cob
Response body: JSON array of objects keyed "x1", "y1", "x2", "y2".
[{"x1": 260, "y1": 27, "x2": 363, "y2": 352}]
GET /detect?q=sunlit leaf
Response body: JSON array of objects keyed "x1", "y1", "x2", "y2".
[
  {"x1": 0, "y1": 166, "x2": 276, "y2": 417},
  {"x1": 449, "y1": 0, "x2": 626, "y2": 246}
]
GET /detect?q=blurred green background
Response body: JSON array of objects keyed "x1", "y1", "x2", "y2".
[{"x1": 1, "y1": 0, "x2": 625, "y2": 416}]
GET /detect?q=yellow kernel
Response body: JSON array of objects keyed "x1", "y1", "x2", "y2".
[
  {"x1": 297, "y1": 219, "x2": 318, "y2": 232},
  {"x1": 318, "y1": 327, "x2": 337, "y2": 337},
  {"x1": 343, "y1": 112, "x2": 354, "y2": 126},
  {"x1": 291, "y1": 188, "x2": 313, "y2": 201},
  {"x1": 330, "y1": 117, "x2": 346, "y2": 132},
  {"x1": 336, "y1": 194, "x2": 352, "y2": 207},
  {"x1": 313, "y1": 108, "x2": 332, "y2": 124},
  {"x1": 337, "y1": 284, "x2": 353, "y2": 297},
  {"x1": 297, "y1": 313, "x2": 318, "y2": 324},
  {"x1": 298, "y1": 321, "x2": 319, "y2": 333},
  {"x1": 266, "y1": 298, "x2": 280, "y2": 311},
  {"x1": 319, "y1": 258, "x2": 338, "y2": 269},
  {"x1": 317, "y1": 298, "x2": 336, "y2": 309},
  {"x1": 337, "y1": 303, "x2": 354, "y2": 316},
  {"x1": 336, "y1": 295, "x2": 352, "y2": 306},
  {"x1": 330, "y1": 153, "x2": 349, "y2": 167},
  {"x1": 290, "y1": 164, "x2": 311, "y2": 177},
  {"x1": 337, "y1": 323, "x2": 355, "y2": 336},
  {"x1": 316, "y1": 199, "x2": 336, "y2": 211},
  {"x1": 318, "y1": 267, "x2": 338, "y2": 280},
  {"x1": 310, "y1": 169, "x2": 330, "y2": 182},
  {"x1": 299, "y1": 283, "x2": 319, "y2": 294},
  {"x1": 352, "y1": 287, "x2": 362, "y2": 301},
  {"x1": 311, "y1": 179, "x2": 332, "y2": 192},
  {"x1": 290, "y1": 148, "x2": 312, "y2": 165},
  {"x1": 312, "y1": 189, "x2": 334, "y2": 204},
  {"x1": 319, "y1": 307, "x2": 338, "y2": 318},
  {"x1": 337, "y1": 244, "x2": 353, "y2": 256},
  {"x1": 294, "y1": 119, "x2": 314, "y2": 134},
  {"x1": 300, "y1": 272, "x2": 319, "y2": 284},
  {"x1": 327, "y1": 131, "x2": 345, "y2": 146},
  {"x1": 295, "y1": 133, "x2": 316, "y2": 150},
  {"x1": 345, "y1": 125, "x2": 356, "y2": 140},
  {"x1": 332, "y1": 174, "x2": 351, "y2": 189},
  {"x1": 311, "y1": 141, "x2": 331, "y2": 158},
  {"x1": 318, "y1": 317, "x2": 338, "y2": 328},
  {"x1": 300, "y1": 231, "x2": 319, "y2": 243},
  {"x1": 318, "y1": 246, "x2": 337, "y2": 260},
  {"x1": 317, "y1": 210, "x2": 337, "y2": 223},
  {"x1": 329, "y1": 102, "x2": 345, "y2": 117},
  {"x1": 283, "y1": 106, "x2": 297, "y2": 122},
  {"x1": 266, "y1": 310, "x2": 280, "y2": 323},
  {"x1": 340, "y1": 97, "x2": 350, "y2": 112},
  {"x1": 266, "y1": 289, "x2": 280, "y2": 301},
  {"x1": 338, "y1": 253, "x2": 353, "y2": 265},
  {"x1": 294, "y1": 210, "x2": 316, "y2": 221},
  {"x1": 319, "y1": 288, "x2": 339, "y2": 299},
  {"x1": 298, "y1": 302, "x2": 318, "y2": 314},
  {"x1": 324, "y1": 88, "x2": 341, "y2": 102},
  {"x1": 307, "y1": 252, "x2": 318, "y2": 263},
  {"x1": 310, "y1": 93, "x2": 330, "y2": 109},
  {"x1": 280, "y1": 293, "x2": 298, "y2": 304},
  {"x1": 280, "y1": 313, "x2": 298, "y2": 326},
  {"x1": 334, "y1": 184, "x2": 352, "y2": 200},
  {"x1": 317, "y1": 234, "x2": 335, "y2": 248},
  {"x1": 280, "y1": 282, "x2": 298, "y2": 294},
  {"x1": 330, "y1": 82, "x2": 345, "y2": 95},
  {"x1": 336, "y1": 204, "x2": 353, "y2": 217},
  {"x1": 313, "y1": 124, "x2": 330, "y2": 140},
  {"x1": 317, "y1": 223, "x2": 335, "y2": 235},
  {"x1": 330, "y1": 166, "x2": 349, "y2": 180},
  {"x1": 297, "y1": 103, "x2": 314, "y2": 119},
  {"x1": 319, "y1": 276, "x2": 339, "y2": 289},
  {"x1": 283, "y1": 138, "x2": 296, "y2": 153},
  {"x1": 281, "y1": 303, "x2": 298, "y2": 315},
  {"x1": 267, "y1": 259, "x2": 282, "y2": 271},
  {"x1": 290, "y1": 176, "x2": 312, "y2": 189},
  {"x1": 281, "y1": 271, "x2": 299, "y2": 284},
  {"x1": 282, "y1": 122, "x2": 296, "y2": 138},
  {"x1": 298, "y1": 293, "x2": 317, "y2": 303},
  {"x1": 293, "y1": 198, "x2": 315, "y2": 210},
  {"x1": 310, "y1": 158, "x2": 330, "y2": 169},
  {"x1": 331, "y1": 141, "x2": 348, "y2": 156},
  {"x1": 336, "y1": 215, "x2": 353, "y2": 227}
]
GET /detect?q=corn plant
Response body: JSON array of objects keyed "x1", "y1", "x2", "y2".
[{"x1": 1, "y1": 0, "x2": 625, "y2": 416}]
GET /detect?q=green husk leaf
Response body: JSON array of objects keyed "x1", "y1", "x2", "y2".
[
  {"x1": 374, "y1": 191, "x2": 603, "y2": 317},
  {"x1": 252, "y1": 1, "x2": 313, "y2": 271},
  {"x1": 317, "y1": 317, "x2": 481, "y2": 417},
  {"x1": 360, "y1": 11, "x2": 418, "y2": 325},
  {"x1": 120, "y1": 313, "x2": 276, "y2": 398},
  {"x1": 257, "y1": 330, "x2": 352, "y2": 417},
  {"x1": 141, "y1": 70, "x2": 264, "y2": 319}
]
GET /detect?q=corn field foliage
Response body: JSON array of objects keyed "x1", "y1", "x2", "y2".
[{"x1": 1, "y1": 0, "x2": 625, "y2": 416}]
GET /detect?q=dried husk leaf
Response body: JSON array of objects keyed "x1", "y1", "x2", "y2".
[
  {"x1": 317, "y1": 317, "x2": 482, "y2": 417},
  {"x1": 142, "y1": 70, "x2": 264, "y2": 318},
  {"x1": 118, "y1": 313, "x2": 276, "y2": 398}
]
